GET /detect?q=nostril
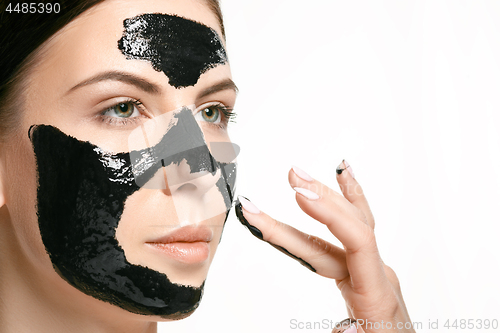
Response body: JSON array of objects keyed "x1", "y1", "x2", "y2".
[{"x1": 176, "y1": 183, "x2": 197, "y2": 192}]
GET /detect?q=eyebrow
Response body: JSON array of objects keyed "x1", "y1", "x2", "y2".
[
  {"x1": 66, "y1": 71, "x2": 238, "y2": 98},
  {"x1": 197, "y1": 78, "x2": 239, "y2": 99},
  {"x1": 67, "y1": 71, "x2": 161, "y2": 95}
]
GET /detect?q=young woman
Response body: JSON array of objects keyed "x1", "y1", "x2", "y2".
[{"x1": 0, "y1": 1, "x2": 414, "y2": 332}]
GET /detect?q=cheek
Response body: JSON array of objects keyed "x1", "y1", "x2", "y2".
[
  {"x1": 115, "y1": 189, "x2": 180, "y2": 265},
  {"x1": 2, "y1": 132, "x2": 53, "y2": 270},
  {"x1": 115, "y1": 185, "x2": 228, "y2": 287},
  {"x1": 108, "y1": 172, "x2": 231, "y2": 296}
]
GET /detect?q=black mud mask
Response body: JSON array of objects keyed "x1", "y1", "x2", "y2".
[
  {"x1": 118, "y1": 13, "x2": 228, "y2": 88},
  {"x1": 29, "y1": 108, "x2": 237, "y2": 318}
]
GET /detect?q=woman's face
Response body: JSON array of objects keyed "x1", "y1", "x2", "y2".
[{"x1": 0, "y1": 0, "x2": 236, "y2": 320}]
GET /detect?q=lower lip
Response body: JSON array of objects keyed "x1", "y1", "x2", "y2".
[{"x1": 147, "y1": 242, "x2": 210, "y2": 264}]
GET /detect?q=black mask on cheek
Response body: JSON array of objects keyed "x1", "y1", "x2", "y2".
[
  {"x1": 29, "y1": 108, "x2": 237, "y2": 318},
  {"x1": 118, "y1": 13, "x2": 228, "y2": 88}
]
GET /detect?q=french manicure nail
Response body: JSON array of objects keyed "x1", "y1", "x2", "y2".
[
  {"x1": 336, "y1": 318, "x2": 357, "y2": 333},
  {"x1": 293, "y1": 187, "x2": 320, "y2": 200},
  {"x1": 292, "y1": 165, "x2": 313, "y2": 182},
  {"x1": 336, "y1": 159, "x2": 355, "y2": 179},
  {"x1": 238, "y1": 195, "x2": 260, "y2": 214},
  {"x1": 235, "y1": 196, "x2": 263, "y2": 240},
  {"x1": 344, "y1": 160, "x2": 355, "y2": 179},
  {"x1": 343, "y1": 325, "x2": 357, "y2": 333}
]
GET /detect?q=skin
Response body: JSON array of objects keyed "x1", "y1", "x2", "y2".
[
  {"x1": 239, "y1": 162, "x2": 416, "y2": 333},
  {"x1": 0, "y1": 0, "x2": 235, "y2": 332}
]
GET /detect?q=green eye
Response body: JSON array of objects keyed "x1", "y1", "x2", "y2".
[
  {"x1": 100, "y1": 99, "x2": 145, "y2": 127},
  {"x1": 113, "y1": 102, "x2": 135, "y2": 118},
  {"x1": 102, "y1": 101, "x2": 141, "y2": 120},
  {"x1": 201, "y1": 106, "x2": 221, "y2": 123}
]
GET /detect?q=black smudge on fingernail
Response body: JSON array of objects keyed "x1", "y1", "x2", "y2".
[
  {"x1": 268, "y1": 243, "x2": 316, "y2": 273},
  {"x1": 235, "y1": 197, "x2": 263, "y2": 240},
  {"x1": 336, "y1": 159, "x2": 346, "y2": 175},
  {"x1": 118, "y1": 14, "x2": 228, "y2": 89}
]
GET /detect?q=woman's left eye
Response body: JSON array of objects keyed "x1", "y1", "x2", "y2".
[
  {"x1": 103, "y1": 101, "x2": 141, "y2": 118},
  {"x1": 197, "y1": 105, "x2": 222, "y2": 123},
  {"x1": 195, "y1": 104, "x2": 237, "y2": 129}
]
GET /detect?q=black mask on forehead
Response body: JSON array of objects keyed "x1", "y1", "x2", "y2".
[
  {"x1": 118, "y1": 13, "x2": 228, "y2": 88},
  {"x1": 29, "y1": 108, "x2": 237, "y2": 318}
]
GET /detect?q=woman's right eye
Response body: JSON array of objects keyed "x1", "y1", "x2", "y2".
[
  {"x1": 99, "y1": 99, "x2": 146, "y2": 126},
  {"x1": 103, "y1": 101, "x2": 141, "y2": 118}
]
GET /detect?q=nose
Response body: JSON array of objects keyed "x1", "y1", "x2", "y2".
[
  {"x1": 127, "y1": 107, "x2": 237, "y2": 224},
  {"x1": 165, "y1": 160, "x2": 219, "y2": 196},
  {"x1": 130, "y1": 106, "x2": 219, "y2": 190}
]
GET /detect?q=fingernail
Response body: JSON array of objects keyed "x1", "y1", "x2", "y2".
[
  {"x1": 238, "y1": 195, "x2": 260, "y2": 214},
  {"x1": 336, "y1": 318, "x2": 356, "y2": 332},
  {"x1": 336, "y1": 159, "x2": 355, "y2": 179},
  {"x1": 235, "y1": 196, "x2": 263, "y2": 240},
  {"x1": 293, "y1": 187, "x2": 320, "y2": 200},
  {"x1": 291, "y1": 165, "x2": 313, "y2": 182},
  {"x1": 343, "y1": 325, "x2": 357, "y2": 333}
]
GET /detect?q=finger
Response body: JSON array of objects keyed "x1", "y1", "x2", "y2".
[
  {"x1": 235, "y1": 196, "x2": 348, "y2": 279},
  {"x1": 346, "y1": 305, "x2": 353, "y2": 319},
  {"x1": 288, "y1": 167, "x2": 372, "y2": 252},
  {"x1": 287, "y1": 167, "x2": 387, "y2": 292},
  {"x1": 335, "y1": 160, "x2": 375, "y2": 229},
  {"x1": 290, "y1": 166, "x2": 367, "y2": 228}
]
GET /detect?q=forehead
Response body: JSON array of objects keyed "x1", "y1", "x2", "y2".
[
  {"x1": 37, "y1": 0, "x2": 226, "y2": 90},
  {"x1": 118, "y1": 13, "x2": 227, "y2": 88}
]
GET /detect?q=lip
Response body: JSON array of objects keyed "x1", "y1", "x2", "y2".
[{"x1": 146, "y1": 226, "x2": 213, "y2": 264}]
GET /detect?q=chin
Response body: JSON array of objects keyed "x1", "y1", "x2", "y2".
[{"x1": 155, "y1": 308, "x2": 198, "y2": 322}]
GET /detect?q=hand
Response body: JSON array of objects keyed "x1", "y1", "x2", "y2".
[{"x1": 235, "y1": 161, "x2": 415, "y2": 333}]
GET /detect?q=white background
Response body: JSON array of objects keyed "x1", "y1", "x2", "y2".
[{"x1": 163, "y1": 1, "x2": 500, "y2": 332}]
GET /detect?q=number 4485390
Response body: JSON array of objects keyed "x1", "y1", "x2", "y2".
[{"x1": 5, "y1": 3, "x2": 61, "y2": 14}]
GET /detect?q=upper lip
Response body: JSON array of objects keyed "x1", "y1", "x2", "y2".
[{"x1": 146, "y1": 226, "x2": 213, "y2": 244}]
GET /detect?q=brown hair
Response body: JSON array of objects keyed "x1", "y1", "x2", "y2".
[{"x1": 0, "y1": 0, "x2": 225, "y2": 141}]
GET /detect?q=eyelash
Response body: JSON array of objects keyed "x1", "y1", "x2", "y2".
[
  {"x1": 99, "y1": 98, "x2": 146, "y2": 127},
  {"x1": 98, "y1": 99, "x2": 237, "y2": 129},
  {"x1": 205, "y1": 104, "x2": 238, "y2": 129}
]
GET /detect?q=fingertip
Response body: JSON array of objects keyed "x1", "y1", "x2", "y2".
[
  {"x1": 335, "y1": 159, "x2": 346, "y2": 176},
  {"x1": 237, "y1": 195, "x2": 261, "y2": 214},
  {"x1": 291, "y1": 165, "x2": 314, "y2": 182},
  {"x1": 335, "y1": 160, "x2": 360, "y2": 194},
  {"x1": 234, "y1": 195, "x2": 265, "y2": 240},
  {"x1": 288, "y1": 167, "x2": 295, "y2": 185},
  {"x1": 336, "y1": 160, "x2": 355, "y2": 180}
]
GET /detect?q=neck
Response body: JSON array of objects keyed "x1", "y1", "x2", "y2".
[{"x1": 0, "y1": 207, "x2": 158, "y2": 333}]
